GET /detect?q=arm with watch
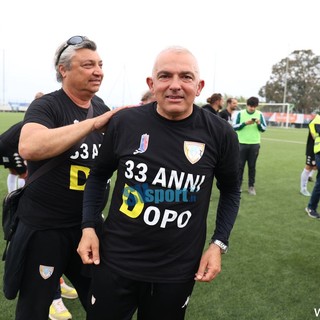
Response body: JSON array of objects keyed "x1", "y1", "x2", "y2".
[
  {"x1": 194, "y1": 238, "x2": 229, "y2": 283},
  {"x1": 210, "y1": 239, "x2": 228, "y2": 253},
  {"x1": 194, "y1": 179, "x2": 240, "y2": 283},
  {"x1": 194, "y1": 238, "x2": 232, "y2": 283}
]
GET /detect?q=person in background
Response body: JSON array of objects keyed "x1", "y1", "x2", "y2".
[
  {"x1": 0, "y1": 92, "x2": 43, "y2": 194},
  {"x1": 140, "y1": 89, "x2": 156, "y2": 105},
  {"x1": 4, "y1": 35, "x2": 118, "y2": 320},
  {"x1": 219, "y1": 97, "x2": 238, "y2": 124},
  {"x1": 305, "y1": 114, "x2": 320, "y2": 218},
  {"x1": 202, "y1": 93, "x2": 224, "y2": 115},
  {"x1": 77, "y1": 46, "x2": 240, "y2": 320},
  {"x1": 233, "y1": 96, "x2": 267, "y2": 195},
  {"x1": 34, "y1": 91, "x2": 44, "y2": 100},
  {"x1": 0, "y1": 121, "x2": 27, "y2": 193},
  {"x1": 300, "y1": 121, "x2": 317, "y2": 196}
]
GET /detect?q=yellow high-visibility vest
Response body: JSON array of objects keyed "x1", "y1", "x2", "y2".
[{"x1": 309, "y1": 115, "x2": 320, "y2": 154}]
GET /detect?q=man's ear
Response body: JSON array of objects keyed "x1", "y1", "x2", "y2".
[
  {"x1": 146, "y1": 77, "x2": 154, "y2": 90},
  {"x1": 196, "y1": 80, "x2": 205, "y2": 97}
]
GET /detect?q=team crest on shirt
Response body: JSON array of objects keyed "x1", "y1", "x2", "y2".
[
  {"x1": 184, "y1": 141, "x2": 205, "y2": 164},
  {"x1": 39, "y1": 265, "x2": 54, "y2": 280},
  {"x1": 133, "y1": 134, "x2": 149, "y2": 154}
]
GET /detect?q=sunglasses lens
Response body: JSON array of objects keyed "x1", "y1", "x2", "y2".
[
  {"x1": 56, "y1": 36, "x2": 86, "y2": 66},
  {"x1": 67, "y1": 36, "x2": 85, "y2": 45}
]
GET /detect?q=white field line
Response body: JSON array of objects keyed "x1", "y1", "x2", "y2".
[{"x1": 262, "y1": 137, "x2": 305, "y2": 144}]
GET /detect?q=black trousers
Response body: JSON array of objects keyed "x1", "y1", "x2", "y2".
[
  {"x1": 14, "y1": 224, "x2": 91, "y2": 320},
  {"x1": 87, "y1": 264, "x2": 195, "y2": 320},
  {"x1": 239, "y1": 143, "x2": 260, "y2": 187}
]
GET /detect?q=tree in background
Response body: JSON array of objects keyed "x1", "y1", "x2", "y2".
[{"x1": 259, "y1": 50, "x2": 320, "y2": 113}]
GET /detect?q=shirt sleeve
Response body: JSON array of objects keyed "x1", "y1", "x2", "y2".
[
  {"x1": 211, "y1": 125, "x2": 241, "y2": 245},
  {"x1": 233, "y1": 111, "x2": 246, "y2": 131},
  {"x1": 82, "y1": 120, "x2": 119, "y2": 229},
  {"x1": 258, "y1": 112, "x2": 267, "y2": 132}
]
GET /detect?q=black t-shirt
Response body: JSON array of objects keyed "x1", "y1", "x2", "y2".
[
  {"x1": 219, "y1": 109, "x2": 232, "y2": 122},
  {"x1": 83, "y1": 103, "x2": 240, "y2": 283},
  {"x1": 202, "y1": 104, "x2": 218, "y2": 115},
  {"x1": 18, "y1": 89, "x2": 110, "y2": 229},
  {"x1": 0, "y1": 121, "x2": 27, "y2": 173},
  {"x1": 0, "y1": 121, "x2": 23, "y2": 151}
]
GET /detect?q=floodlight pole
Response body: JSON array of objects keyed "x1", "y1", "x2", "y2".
[
  {"x1": 2, "y1": 49, "x2": 5, "y2": 106},
  {"x1": 212, "y1": 52, "x2": 217, "y2": 92},
  {"x1": 283, "y1": 56, "x2": 289, "y2": 128},
  {"x1": 122, "y1": 64, "x2": 126, "y2": 107}
]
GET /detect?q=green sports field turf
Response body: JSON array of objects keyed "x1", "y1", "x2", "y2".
[{"x1": 0, "y1": 112, "x2": 319, "y2": 319}]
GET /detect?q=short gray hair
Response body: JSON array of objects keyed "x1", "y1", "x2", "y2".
[
  {"x1": 152, "y1": 46, "x2": 200, "y2": 78},
  {"x1": 54, "y1": 36, "x2": 97, "y2": 82}
]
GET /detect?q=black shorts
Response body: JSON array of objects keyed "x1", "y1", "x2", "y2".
[{"x1": 87, "y1": 264, "x2": 195, "y2": 320}]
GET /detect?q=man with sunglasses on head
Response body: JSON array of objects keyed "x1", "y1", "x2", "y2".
[{"x1": 3, "y1": 36, "x2": 118, "y2": 320}]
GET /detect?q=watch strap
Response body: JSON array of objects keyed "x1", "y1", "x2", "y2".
[{"x1": 210, "y1": 239, "x2": 228, "y2": 254}]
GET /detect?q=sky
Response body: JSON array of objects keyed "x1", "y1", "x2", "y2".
[{"x1": 1, "y1": 0, "x2": 320, "y2": 108}]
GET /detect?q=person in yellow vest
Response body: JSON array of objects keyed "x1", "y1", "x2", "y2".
[
  {"x1": 300, "y1": 119, "x2": 317, "y2": 197},
  {"x1": 233, "y1": 96, "x2": 267, "y2": 195},
  {"x1": 305, "y1": 114, "x2": 320, "y2": 218}
]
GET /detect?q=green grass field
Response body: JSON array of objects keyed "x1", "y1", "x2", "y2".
[{"x1": 0, "y1": 112, "x2": 319, "y2": 319}]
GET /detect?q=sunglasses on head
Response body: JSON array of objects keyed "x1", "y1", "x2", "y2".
[{"x1": 55, "y1": 36, "x2": 86, "y2": 66}]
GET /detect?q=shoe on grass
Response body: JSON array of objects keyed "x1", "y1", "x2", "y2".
[
  {"x1": 49, "y1": 298, "x2": 72, "y2": 320},
  {"x1": 248, "y1": 186, "x2": 256, "y2": 196},
  {"x1": 300, "y1": 188, "x2": 311, "y2": 196},
  {"x1": 60, "y1": 278, "x2": 78, "y2": 299},
  {"x1": 305, "y1": 207, "x2": 320, "y2": 219}
]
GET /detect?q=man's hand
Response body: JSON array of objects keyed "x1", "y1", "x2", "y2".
[
  {"x1": 93, "y1": 106, "x2": 128, "y2": 132},
  {"x1": 245, "y1": 119, "x2": 256, "y2": 125},
  {"x1": 19, "y1": 106, "x2": 129, "y2": 161},
  {"x1": 77, "y1": 228, "x2": 100, "y2": 265},
  {"x1": 194, "y1": 243, "x2": 222, "y2": 282}
]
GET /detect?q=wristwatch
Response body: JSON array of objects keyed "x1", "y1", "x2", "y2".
[{"x1": 210, "y1": 239, "x2": 228, "y2": 254}]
